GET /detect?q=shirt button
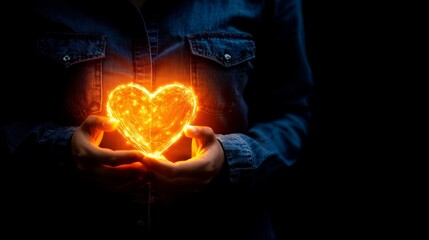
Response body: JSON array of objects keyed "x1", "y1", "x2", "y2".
[
  {"x1": 137, "y1": 219, "x2": 146, "y2": 227},
  {"x1": 224, "y1": 53, "x2": 232, "y2": 61},
  {"x1": 62, "y1": 55, "x2": 71, "y2": 62}
]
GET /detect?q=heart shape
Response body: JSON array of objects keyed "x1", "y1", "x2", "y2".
[{"x1": 106, "y1": 83, "x2": 197, "y2": 158}]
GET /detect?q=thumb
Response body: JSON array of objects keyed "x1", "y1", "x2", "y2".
[
  {"x1": 102, "y1": 118, "x2": 119, "y2": 132},
  {"x1": 184, "y1": 125, "x2": 214, "y2": 139},
  {"x1": 184, "y1": 125, "x2": 216, "y2": 157},
  {"x1": 82, "y1": 115, "x2": 119, "y2": 132},
  {"x1": 184, "y1": 125, "x2": 199, "y2": 138}
]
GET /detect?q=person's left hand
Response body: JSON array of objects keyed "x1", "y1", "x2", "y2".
[{"x1": 140, "y1": 125, "x2": 225, "y2": 201}]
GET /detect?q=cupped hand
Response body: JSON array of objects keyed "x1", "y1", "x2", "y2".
[
  {"x1": 71, "y1": 115, "x2": 147, "y2": 192},
  {"x1": 140, "y1": 125, "x2": 225, "y2": 201}
]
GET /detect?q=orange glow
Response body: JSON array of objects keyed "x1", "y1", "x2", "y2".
[{"x1": 106, "y1": 83, "x2": 197, "y2": 158}]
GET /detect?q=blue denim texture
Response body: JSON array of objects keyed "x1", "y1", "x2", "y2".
[{"x1": 1, "y1": 0, "x2": 313, "y2": 239}]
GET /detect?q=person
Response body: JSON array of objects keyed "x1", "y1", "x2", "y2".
[{"x1": 1, "y1": 0, "x2": 313, "y2": 239}]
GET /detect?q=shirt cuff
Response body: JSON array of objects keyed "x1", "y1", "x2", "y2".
[{"x1": 216, "y1": 133, "x2": 255, "y2": 186}]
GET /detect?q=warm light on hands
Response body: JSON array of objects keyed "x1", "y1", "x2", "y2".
[
  {"x1": 71, "y1": 115, "x2": 147, "y2": 192},
  {"x1": 140, "y1": 125, "x2": 225, "y2": 200}
]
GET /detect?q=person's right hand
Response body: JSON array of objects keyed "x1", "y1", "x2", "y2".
[{"x1": 71, "y1": 115, "x2": 147, "y2": 192}]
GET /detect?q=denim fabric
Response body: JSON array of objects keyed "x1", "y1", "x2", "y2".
[{"x1": 1, "y1": 0, "x2": 313, "y2": 239}]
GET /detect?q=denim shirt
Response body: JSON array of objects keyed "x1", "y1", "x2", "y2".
[{"x1": 1, "y1": 0, "x2": 313, "y2": 239}]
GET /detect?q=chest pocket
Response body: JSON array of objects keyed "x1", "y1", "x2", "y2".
[
  {"x1": 188, "y1": 33, "x2": 255, "y2": 114},
  {"x1": 35, "y1": 32, "x2": 106, "y2": 123},
  {"x1": 37, "y1": 32, "x2": 106, "y2": 67}
]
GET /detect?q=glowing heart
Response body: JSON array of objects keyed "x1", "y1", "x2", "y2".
[{"x1": 106, "y1": 83, "x2": 197, "y2": 158}]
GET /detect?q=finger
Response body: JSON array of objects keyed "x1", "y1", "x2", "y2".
[
  {"x1": 93, "y1": 149, "x2": 145, "y2": 166},
  {"x1": 140, "y1": 156, "x2": 176, "y2": 176},
  {"x1": 100, "y1": 162, "x2": 146, "y2": 177},
  {"x1": 141, "y1": 155, "x2": 205, "y2": 178},
  {"x1": 141, "y1": 157, "x2": 216, "y2": 193}
]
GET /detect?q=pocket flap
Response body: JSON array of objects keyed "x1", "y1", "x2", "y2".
[
  {"x1": 36, "y1": 33, "x2": 106, "y2": 67},
  {"x1": 188, "y1": 33, "x2": 255, "y2": 68}
]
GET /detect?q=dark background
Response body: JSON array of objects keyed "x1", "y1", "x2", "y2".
[
  {"x1": 267, "y1": 1, "x2": 387, "y2": 238},
  {"x1": 271, "y1": 1, "x2": 424, "y2": 238}
]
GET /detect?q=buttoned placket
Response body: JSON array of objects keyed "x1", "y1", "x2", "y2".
[
  {"x1": 132, "y1": 26, "x2": 153, "y2": 90},
  {"x1": 130, "y1": 9, "x2": 160, "y2": 233},
  {"x1": 134, "y1": 5, "x2": 159, "y2": 91}
]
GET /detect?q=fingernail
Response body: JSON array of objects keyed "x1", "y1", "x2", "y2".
[
  {"x1": 185, "y1": 125, "x2": 197, "y2": 135},
  {"x1": 104, "y1": 118, "x2": 119, "y2": 127}
]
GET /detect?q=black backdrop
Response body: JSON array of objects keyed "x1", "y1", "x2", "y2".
[
  {"x1": 270, "y1": 1, "x2": 417, "y2": 238},
  {"x1": 268, "y1": 1, "x2": 371, "y2": 238}
]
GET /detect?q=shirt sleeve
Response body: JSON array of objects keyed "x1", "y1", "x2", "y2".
[
  {"x1": 0, "y1": 121, "x2": 76, "y2": 169},
  {"x1": 217, "y1": 0, "x2": 314, "y2": 189}
]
